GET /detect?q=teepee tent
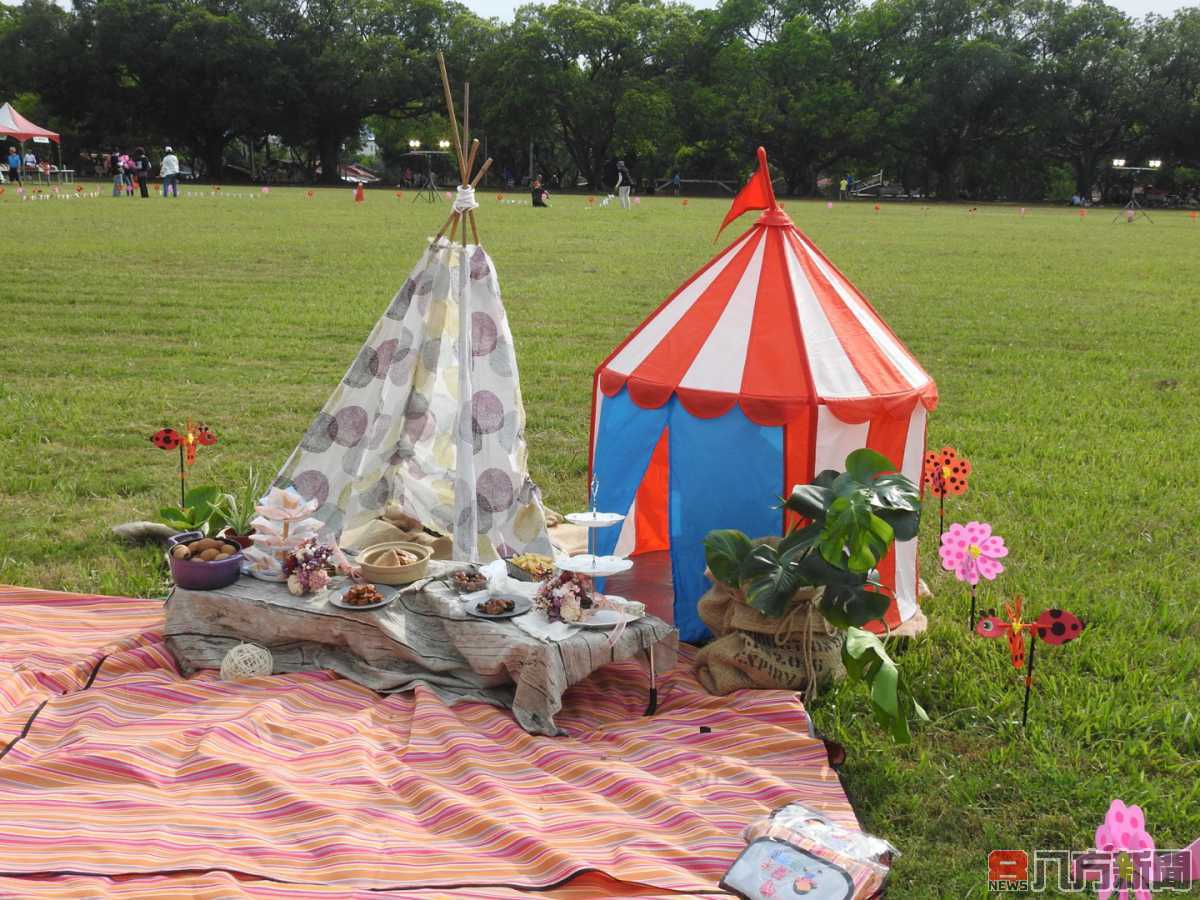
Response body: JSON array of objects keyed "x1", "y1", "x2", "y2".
[
  {"x1": 277, "y1": 58, "x2": 550, "y2": 562},
  {"x1": 589, "y1": 149, "x2": 937, "y2": 642}
]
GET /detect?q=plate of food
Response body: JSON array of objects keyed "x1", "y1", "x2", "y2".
[
  {"x1": 506, "y1": 553, "x2": 555, "y2": 582},
  {"x1": 328, "y1": 582, "x2": 396, "y2": 611},
  {"x1": 466, "y1": 595, "x2": 532, "y2": 620},
  {"x1": 447, "y1": 567, "x2": 489, "y2": 593}
]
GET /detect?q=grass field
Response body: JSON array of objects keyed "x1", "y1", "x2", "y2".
[{"x1": 2, "y1": 183, "x2": 1198, "y2": 896}]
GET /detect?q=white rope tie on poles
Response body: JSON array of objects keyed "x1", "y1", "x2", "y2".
[{"x1": 452, "y1": 185, "x2": 478, "y2": 214}]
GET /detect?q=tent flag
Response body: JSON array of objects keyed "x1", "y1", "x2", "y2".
[
  {"x1": 277, "y1": 237, "x2": 552, "y2": 562},
  {"x1": 715, "y1": 146, "x2": 777, "y2": 241}
]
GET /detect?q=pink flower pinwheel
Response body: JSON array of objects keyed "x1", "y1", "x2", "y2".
[
  {"x1": 1094, "y1": 799, "x2": 1156, "y2": 900},
  {"x1": 939, "y1": 521, "x2": 1007, "y2": 585}
]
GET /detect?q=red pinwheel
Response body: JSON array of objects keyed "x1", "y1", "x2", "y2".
[
  {"x1": 923, "y1": 445, "x2": 971, "y2": 535},
  {"x1": 150, "y1": 427, "x2": 181, "y2": 451},
  {"x1": 976, "y1": 596, "x2": 1085, "y2": 727},
  {"x1": 150, "y1": 420, "x2": 218, "y2": 507}
]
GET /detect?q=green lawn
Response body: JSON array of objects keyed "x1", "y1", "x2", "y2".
[{"x1": 2, "y1": 184, "x2": 1198, "y2": 896}]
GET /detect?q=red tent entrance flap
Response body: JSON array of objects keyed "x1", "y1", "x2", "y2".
[{"x1": 632, "y1": 427, "x2": 670, "y2": 555}]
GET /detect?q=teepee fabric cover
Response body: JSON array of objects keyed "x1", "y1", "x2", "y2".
[
  {"x1": 278, "y1": 236, "x2": 551, "y2": 561},
  {"x1": 589, "y1": 208, "x2": 937, "y2": 642}
]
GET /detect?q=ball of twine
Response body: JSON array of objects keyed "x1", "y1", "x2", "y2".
[{"x1": 219, "y1": 643, "x2": 273, "y2": 680}]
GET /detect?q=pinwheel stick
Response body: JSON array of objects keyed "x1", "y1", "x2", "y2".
[
  {"x1": 969, "y1": 582, "x2": 977, "y2": 631},
  {"x1": 1021, "y1": 637, "x2": 1037, "y2": 729},
  {"x1": 939, "y1": 491, "x2": 945, "y2": 538},
  {"x1": 178, "y1": 444, "x2": 186, "y2": 508}
]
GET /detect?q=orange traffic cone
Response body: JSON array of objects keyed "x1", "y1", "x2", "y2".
[{"x1": 354, "y1": 183, "x2": 365, "y2": 203}]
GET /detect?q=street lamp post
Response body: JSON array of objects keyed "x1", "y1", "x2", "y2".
[
  {"x1": 405, "y1": 138, "x2": 452, "y2": 204},
  {"x1": 1110, "y1": 158, "x2": 1162, "y2": 224}
]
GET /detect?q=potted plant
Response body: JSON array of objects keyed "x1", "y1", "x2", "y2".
[
  {"x1": 211, "y1": 467, "x2": 268, "y2": 548},
  {"x1": 703, "y1": 448, "x2": 928, "y2": 742},
  {"x1": 158, "y1": 485, "x2": 226, "y2": 537}
]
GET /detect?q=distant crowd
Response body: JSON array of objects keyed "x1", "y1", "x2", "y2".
[
  {"x1": 2, "y1": 147, "x2": 54, "y2": 182},
  {"x1": 101, "y1": 147, "x2": 182, "y2": 197},
  {"x1": 3, "y1": 144, "x2": 182, "y2": 197}
]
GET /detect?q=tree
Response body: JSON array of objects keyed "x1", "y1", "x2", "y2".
[
  {"x1": 1141, "y1": 9, "x2": 1200, "y2": 168},
  {"x1": 1030, "y1": 0, "x2": 1143, "y2": 197},
  {"x1": 254, "y1": 0, "x2": 483, "y2": 184},
  {"x1": 879, "y1": 0, "x2": 1040, "y2": 199},
  {"x1": 490, "y1": 0, "x2": 692, "y2": 189}
]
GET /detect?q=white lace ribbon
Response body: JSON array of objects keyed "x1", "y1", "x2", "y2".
[{"x1": 452, "y1": 185, "x2": 478, "y2": 213}]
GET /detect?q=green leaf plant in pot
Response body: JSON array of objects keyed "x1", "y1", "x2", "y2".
[
  {"x1": 210, "y1": 466, "x2": 268, "y2": 548},
  {"x1": 703, "y1": 448, "x2": 929, "y2": 742},
  {"x1": 159, "y1": 485, "x2": 225, "y2": 537}
]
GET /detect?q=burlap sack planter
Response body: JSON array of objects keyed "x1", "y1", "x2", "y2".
[{"x1": 694, "y1": 579, "x2": 846, "y2": 698}]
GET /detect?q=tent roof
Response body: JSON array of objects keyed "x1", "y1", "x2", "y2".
[
  {"x1": 0, "y1": 103, "x2": 60, "y2": 143},
  {"x1": 596, "y1": 207, "x2": 937, "y2": 426}
]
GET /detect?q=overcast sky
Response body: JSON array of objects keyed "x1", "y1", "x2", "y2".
[{"x1": 467, "y1": 0, "x2": 1189, "y2": 21}]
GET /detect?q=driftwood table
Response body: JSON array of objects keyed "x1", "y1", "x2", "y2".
[{"x1": 164, "y1": 567, "x2": 677, "y2": 736}]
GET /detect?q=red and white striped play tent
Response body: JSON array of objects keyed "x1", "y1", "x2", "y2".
[{"x1": 589, "y1": 148, "x2": 937, "y2": 641}]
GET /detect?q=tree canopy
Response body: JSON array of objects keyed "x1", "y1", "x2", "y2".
[{"x1": 1, "y1": 0, "x2": 1196, "y2": 199}]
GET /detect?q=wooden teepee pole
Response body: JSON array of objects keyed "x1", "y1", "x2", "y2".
[
  {"x1": 432, "y1": 54, "x2": 494, "y2": 245},
  {"x1": 463, "y1": 82, "x2": 470, "y2": 162},
  {"x1": 437, "y1": 52, "x2": 468, "y2": 183}
]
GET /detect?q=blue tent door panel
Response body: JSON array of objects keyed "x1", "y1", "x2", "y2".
[{"x1": 668, "y1": 403, "x2": 783, "y2": 642}]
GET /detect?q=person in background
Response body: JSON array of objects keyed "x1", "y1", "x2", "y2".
[
  {"x1": 110, "y1": 148, "x2": 124, "y2": 196},
  {"x1": 839, "y1": 176, "x2": 848, "y2": 200},
  {"x1": 24, "y1": 149, "x2": 36, "y2": 174},
  {"x1": 672, "y1": 172, "x2": 681, "y2": 196},
  {"x1": 615, "y1": 160, "x2": 632, "y2": 209},
  {"x1": 119, "y1": 152, "x2": 135, "y2": 195},
  {"x1": 6, "y1": 146, "x2": 21, "y2": 185},
  {"x1": 530, "y1": 176, "x2": 548, "y2": 207},
  {"x1": 134, "y1": 147, "x2": 152, "y2": 198},
  {"x1": 160, "y1": 145, "x2": 180, "y2": 197}
]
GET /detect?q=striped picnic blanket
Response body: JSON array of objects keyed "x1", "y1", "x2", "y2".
[{"x1": 0, "y1": 586, "x2": 857, "y2": 897}]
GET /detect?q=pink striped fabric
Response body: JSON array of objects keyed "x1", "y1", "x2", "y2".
[{"x1": 0, "y1": 587, "x2": 857, "y2": 897}]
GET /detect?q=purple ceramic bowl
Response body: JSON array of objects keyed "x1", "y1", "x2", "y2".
[{"x1": 168, "y1": 530, "x2": 244, "y2": 590}]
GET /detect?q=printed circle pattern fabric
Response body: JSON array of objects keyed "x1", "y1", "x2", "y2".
[
  {"x1": 299, "y1": 412, "x2": 337, "y2": 453},
  {"x1": 472, "y1": 312, "x2": 498, "y2": 357},
  {"x1": 292, "y1": 469, "x2": 330, "y2": 507},
  {"x1": 332, "y1": 406, "x2": 368, "y2": 447},
  {"x1": 476, "y1": 468, "x2": 514, "y2": 514}
]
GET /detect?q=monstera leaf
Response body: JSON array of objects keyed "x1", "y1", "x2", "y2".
[
  {"x1": 704, "y1": 529, "x2": 754, "y2": 587},
  {"x1": 739, "y1": 542, "x2": 812, "y2": 617},
  {"x1": 784, "y1": 449, "x2": 920, "y2": 570},
  {"x1": 842, "y1": 627, "x2": 929, "y2": 743}
]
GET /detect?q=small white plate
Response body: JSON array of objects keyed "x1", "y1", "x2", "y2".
[
  {"x1": 565, "y1": 511, "x2": 626, "y2": 528},
  {"x1": 579, "y1": 608, "x2": 641, "y2": 628}
]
